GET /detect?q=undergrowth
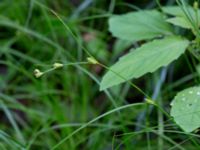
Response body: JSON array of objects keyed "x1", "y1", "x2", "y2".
[{"x1": 0, "y1": 0, "x2": 200, "y2": 150}]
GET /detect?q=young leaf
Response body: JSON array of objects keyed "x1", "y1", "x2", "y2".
[
  {"x1": 163, "y1": 6, "x2": 186, "y2": 16},
  {"x1": 100, "y1": 36, "x2": 189, "y2": 90},
  {"x1": 163, "y1": 6, "x2": 200, "y2": 29},
  {"x1": 166, "y1": 17, "x2": 191, "y2": 29},
  {"x1": 171, "y1": 86, "x2": 200, "y2": 132},
  {"x1": 163, "y1": 6, "x2": 200, "y2": 18},
  {"x1": 109, "y1": 10, "x2": 173, "y2": 41}
]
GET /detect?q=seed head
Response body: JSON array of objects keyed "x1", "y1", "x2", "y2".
[
  {"x1": 145, "y1": 98, "x2": 155, "y2": 105},
  {"x1": 53, "y1": 62, "x2": 64, "y2": 69},
  {"x1": 34, "y1": 69, "x2": 43, "y2": 78},
  {"x1": 87, "y1": 57, "x2": 98, "y2": 64}
]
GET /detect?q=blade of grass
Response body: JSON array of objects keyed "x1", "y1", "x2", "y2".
[{"x1": 51, "y1": 102, "x2": 145, "y2": 149}]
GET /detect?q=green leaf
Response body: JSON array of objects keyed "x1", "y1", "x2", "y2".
[
  {"x1": 163, "y1": 6, "x2": 200, "y2": 17},
  {"x1": 171, "y1": 86, "x2": 200, "y2": 132},
  {"x1": 163, "y1": 6, "x2": 186, "y2": 17},
  {"x1": 163, "y1": 6, "x2": 200, "y2": 29},
  {"x1": 166, "y1": 17, "x2": 191, "y2": 29},
  {"x1": 109, "y1": 10, "x2": 173, "y2": 41},
  {"x1": 100, "y1": 36, "x2": 189, "y2": 90}
]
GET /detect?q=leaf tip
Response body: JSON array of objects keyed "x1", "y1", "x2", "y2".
[{"x1": 99, "y1": 81, "x2": 107, "y2": 91}]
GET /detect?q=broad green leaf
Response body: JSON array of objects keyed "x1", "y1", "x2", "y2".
[
  {"x1": 171, "y1": 86, "x2": 200, "y2": 132},
  {"x1": 166, "y1": 17, "x2": 191, "y2": 29},
  {"x1": 109, "y1": 10, "x2": 173, "y2": 41},
  {"x1": 100, "y1": 36, "x2": 189, "y2": 90}
]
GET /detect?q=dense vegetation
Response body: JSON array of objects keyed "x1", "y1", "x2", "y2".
[{"x1": 1, "y1": 0, "x2": 200, "y2": 149}]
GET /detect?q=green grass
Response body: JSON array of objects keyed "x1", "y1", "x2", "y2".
[{"x1": 0, "y1": 0, "x2": 200, "y2": 149}]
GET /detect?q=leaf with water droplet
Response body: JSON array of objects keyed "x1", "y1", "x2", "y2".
[{"x1": 171, "y1": 86, "x2": 200, "y2": 132}]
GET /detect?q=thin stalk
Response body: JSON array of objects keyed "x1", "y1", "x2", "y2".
[
  {"x1": 50, "y1": 10, "x2": 93, "y2": 58},
  {"x1": 158, "y1": 96, "x2": 164, "y2": 150},
  {"x1": 146, "y1": 104, "x2": 151, "y2": 150},
  {"x1": 98, "y1": 62, "x2": 171, "y2": 119},
  {"x1": 108, "y1": 0, "x2": 116, "y2": 14},
  {"x1": 156, "y1": 0, "x2": 162, "y2": 11},
  {"x1": 99, "y1": 63, "x2": 150, "y2": 99}
]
